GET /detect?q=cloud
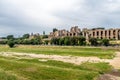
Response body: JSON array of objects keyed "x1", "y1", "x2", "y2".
[{"x1": 0, "y1": 0, "x2": 120, "y2": 37}]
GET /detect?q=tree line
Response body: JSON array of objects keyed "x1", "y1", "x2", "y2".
[
  {"x1": 0, "y1": 34, "x2": 110, "y2": 48},
  {"x1": 0, "y1": 34, "x2": 43, "y2": 47},
  {"x1": 50, "y1": 37, "x2": 109, "y2": 46},
  {"x1": 51, "y1": 36, "x2": 86, "y2": 46}
]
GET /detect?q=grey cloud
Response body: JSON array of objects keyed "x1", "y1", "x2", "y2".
[{"x1": 0, "y1": 0, "x2": 120, "y2": 37}]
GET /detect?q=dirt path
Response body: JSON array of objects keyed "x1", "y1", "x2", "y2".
[
  {"x1": 0, "y1": 52, "x2": 120, "y2": 69},
  {"x1": 97, "y1": 74, "x2": 120, "y2": 80},
  {"x1": 109, "y1": 52, "x2": 120, "y2": 69}
]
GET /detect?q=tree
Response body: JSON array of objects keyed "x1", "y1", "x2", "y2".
[
  {"x1": 59, "y1": 38, "x2": 64, "y2": 45},
  {"x1": 78, "y1": 37, "x2": 86, "y2": 46},
  {"x1": 43, "y1": 31, "x2": 45, "y2": 35},
  {"x1": 31, "y1": 36, "x2": 42, "y2": 45},
  {"x1": 22, "y1": 39, "x2": 31, "y2": 45},
  {"x1": 51, "y1": 38, "x2": 59, "y2": 45},
  {"x1": 53, "y1": 28, "x2": 58, "y2": 32},
  {"x1": 42, "y1": 35, "x2": 48, "y2": 39},
  {"x1": 7, "y1": 39, "x2": 15, "y2": 48},
  {"x1": 44, "y1": 40, "x2": 49, "y2": 45},
  {"x1": 70, "y1": 37, "x2": 78, "y2": 45},
  {"x1": 0, "y1": 40, "x2": 7, "y2": 44},
  {"x1": 102, "y1": 38, "x2": 109, "y2": 46},
  {"x1": 22, "y1": 34, "x2": 30, "y2": 39},
  {"x1": 14, "y1": 39, "x2": 22, "y2": 44},
  {"x1": 64, "y1": 37, "x2": 70, "y2": 45},
  {"x1": 7, "y1": 35, "x2": 14, "y2": 40},
  {"x1": 30, "y1": 38, "x2": 40, "y2": 45},
  {"x1": 51, "y1": 38, "x2": 55, "y2": 45},
  {"x1": 89, "y1": 38, "x2": 98, "y2": 46}
]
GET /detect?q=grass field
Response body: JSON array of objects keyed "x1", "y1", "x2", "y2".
[
  {"x1": 0, "y1": 45, "x2": 117, "y2": 59},
  {"x1": 0, "y1": 45, "x2": 118, "y2": 80},
  {"x1": 0, "y1": 56, "x2": 112, "y2": 80}
]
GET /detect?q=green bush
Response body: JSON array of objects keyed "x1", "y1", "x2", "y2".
[
  {"x1": 102, "y1": 38, "x2": 109, "y2": 46},
  {"x1": 89, "y1": 38, "x2": 98, "y2": 46},
  {"x1": 7, "y1": 40, "x2": 15, "y2": 48},
  {"x1": 78, "y1": 36, "x2": 86, "y2": 46}
]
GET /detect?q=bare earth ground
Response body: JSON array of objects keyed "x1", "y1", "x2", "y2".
[{"x1": 0, "y1": 52, "x2": 120, "y2": 80}]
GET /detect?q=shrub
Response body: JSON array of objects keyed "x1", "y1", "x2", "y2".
[
  {"x1": 78, "y1": 37, "x2": 86, "y2": 46},
  {"x1": 7, "y1": 39, "x2": 15, "y2": 48},
  {"x1": 0, "y1": 40, "x2": 7, "y2": 44},
  {"x1": 89, "y1": 38, "x2": 98, "y2": 46},
  {"x1": 51, "y1": 38, "x2": 59, "y2": 45},
  {"x1": 7, "y1": 35, "x2": 14, "y2": 40},
  {"x1": 64, "y1": 37, "x2": 70, "y2": 45},
  {"x1": 102, "y1": 39, "x2": 109, "y2": 46},
  {"x1": 59, "y1": 38, "x2": 64, "y2": 45}
]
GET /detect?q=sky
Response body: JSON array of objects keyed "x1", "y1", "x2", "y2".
[{"x1": 0, "y1": 0, "x2": 120, "y2": 37}]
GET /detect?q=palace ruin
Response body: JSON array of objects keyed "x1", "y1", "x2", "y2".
[{"x1": 49, "y1": 26, "x2": 120, "y2": 40}]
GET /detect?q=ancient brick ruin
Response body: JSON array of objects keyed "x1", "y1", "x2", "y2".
[
  {"x1": 49, "y1": 26, "x2": 120, "y2": 40},
  {"x1": 49, "y1": 26, "x2": 81, "y2": 38}
]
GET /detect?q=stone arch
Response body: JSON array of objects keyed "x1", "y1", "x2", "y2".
[
  {"x1": 109, "y1": 30, "x2": 111, "y2": 36},
  {"x1": 70, "y1": 33, "x2": 72, "y2": 36},
  {"x1": 67, "y1": 33, "x2": 68, "y2": 36},
  {"x1": 105, "y1": 31, "x2": 107, "y2": 36},
  {"x1": 113, "y1": 30, "x2": 116, "y2": 35},
  {"x1": 73, "y1": 33, "x2": 76, "y2": 36}
]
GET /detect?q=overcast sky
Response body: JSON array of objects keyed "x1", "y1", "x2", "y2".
[{"x1": 0, "y1": 0, "x2": 120, "y2": 37}]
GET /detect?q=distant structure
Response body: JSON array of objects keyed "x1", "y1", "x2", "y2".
[
  {"x1": 29, "y1": 33, "x2": 40, "y2": 39},
  {"x1": 49, "y1": 26, "x2": 120, "y2": 40},
  {"x1": 83, "y1": 28, "x2": 120, "y2": 40},
  {"x1": 49, "y1": 26, "x2": 81, "y2": 38}
]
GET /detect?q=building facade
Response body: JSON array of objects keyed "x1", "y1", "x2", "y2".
[
  {"x1": 49, "y1": 26, "x2": 81, "y2": 39},
  {"x1": 83, "y1": 28, "x2": 120, "y2": 40},
  {"x1": 29, "y1": 33, "x2": 40, "y2": 39},
  {"x1": 49, "y1": 26, "x2": 120, "y2": 40}
]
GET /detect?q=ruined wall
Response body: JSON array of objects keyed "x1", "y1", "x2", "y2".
[
  {"x1": 49, "y1": 27, "x2": 120, "y2": 40},
  {"x1": 83, "y1": 28, "x2": 120, "y2": 40},
  {"x1": 49, "y1": 26, "x2": 81, "y2": 38}
]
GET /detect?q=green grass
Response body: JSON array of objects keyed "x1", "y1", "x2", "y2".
[
  {"x1": 0, "y1": 56, "x2": 112, "y2": 80},
  {"x1": 0, "y1": 45, "x2": 116, "y2": 59},
  {"x1": 0, "y1": 69, "x2": 17, "y2": 80},
  {"x1": 18, "y1": 58, "x2": 112, "y2": 74},
  {"x1": 0, "y1": 45, "x2": 116, "y2": 80}
]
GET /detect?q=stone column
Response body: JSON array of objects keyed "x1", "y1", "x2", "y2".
[
  {"x1": 110, "y1": 30, "x2": 113, "y2": 39},
  {"x1": 107, "y1": 30, "x2": 109, "y2": 39},
  {"x1": 103, "y1": 30, "x2": 105, "y2": 39},
  {"x1": 99, "y1": 30, "x2": 101, "y2": 39},
  {"x1": 115, "y1": 30, "x2": 118, "y2": 40},
  {"x1": 86, "y1": 32, "x2": 89, "y2": 41},
  {"x1": 82, "y1": 32, "x2": 84, "y2": 37},
  {"x1": 91, "y1": 31, "x2": 93, "y2": 38},
  {"x1": 95, "y1": 30, "x2": 97, "y2": 38}
]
